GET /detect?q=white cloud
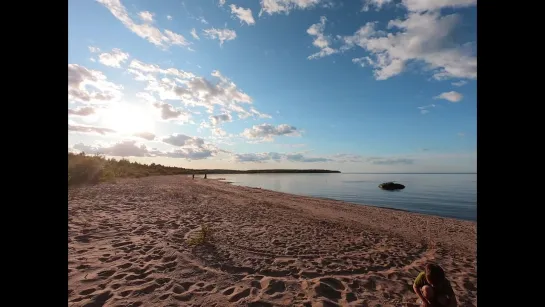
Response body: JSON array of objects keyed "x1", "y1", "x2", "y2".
[
  {"x1": 352, "y1": 57, "x2": 371, "y2": 67},
  {"x1": 219, "y1": 0, "x2": 226, "y2": 6},
  {"x1": 190, "y1": 28, "x2": 200, "y2": 40},
  {"x1": 242, "y1": 124, "x2": 300, "y2": 142},
  {"x1": 284, "y1": 153, "x2": 331, "y2": 162},
  {"x1": 211, "y1": 127, "x2": 228, "y2": 137},
  {"x1": 167, "y1": 15, "x2": 173, "y2": 20},
  {"x1": 163, "y1": 30, "x2": 190, "y2": 47},
  {"x1": 133, "y1": 132, "x2": 155, "y2": 140},
  {"x1": 210, "y1": 113, "x2": 233, "y2": 126},
  {"x1": 234, "y1": 152, "x2": 275, "y2": 163},
  {"x1": 307, "y1": 16, "x2": 337, "y2": 60},
  {"x1": 162, "y1": 134, "x2": 203, "y2": 147},
  {"x1": 98, "y1": 48, "x2": 130, "y2": 68},
  {"x1": 68, "y1": 107, "x2": 96, "y2": 116},
  {"x1": 259, "y1": 0, "x2": 322, "y2": 16},
  {"x1": 201, "y1": 113, "x2": 234, "y2": 138},
  {"x1": 159, "y1": 134, "x2": 220, "y2": 160},
  {"x1": 127, "y1": 59, "x2": 269, "y2": 121},
  {"x1": 340, "y1": 2, "x2": 477, "y2": 81},
  {"x1": 97, "y1": 0, "x2": 190, "y2": 48},
  {"x1": 458, "y1": 132, "x2": 465, "y2": 137},
  {"x1": 329, "y1": 154, "x2": 416, "y2": 165},
  {"x1": 434, "y1": 91, "x2": 463, "y2": 102},
  {"x1": 203, "y1": 28, "x2": 237, "y2": 46},
  {"x1": 402, "y1": 0, "x2": 477, "y2": 12},
  {"x1": 138, "y1": 11, "x2": 154, "y2": 23},
  {"x1": 198, "y1": 16, "x2": 208, "y2": 24},
  {"x1": 163, "y1": 147, "x2": 215, "y2": 160},
  {"x1": 74, "y1": 140, "x2": 150, "y2": 157},
  {"x1": 128, "y1": 59, "x2": 195, "y2": 79},
  {"x1": 69, "y1": 124, "x2": 116, "y2": 135},
  {"x1": 417, "y1": 104, "x2": 435, "y2": 114},
  {"x1": 230, "y1": 4, "x2": 256, "y2": 25},
  {"x1": 452, "y1": 80, "x2": 467, "y2": 87},
  {"x1": 250, "y1": 107, "x2": 272, "y2": 119},
  {"x1": 161, "y1": 134, "x2": 208, "y2": 149},
  {"x1": 68, "y1": 64, "x2": 123, "y2": 104},
  {"x1": 152, "y1": 102, "x2": 192, "y2": 121},
  {"x1": 136, "y1": 92, "x2": 157, "y2": 102},
  {"x1": 361, "y1": 0, "x2": 393, "y2": 12},
  {"x1": 234, "y1": 152, "x2": 331, "y2": 163},
  {"x1": 72, "y1": 140, "x2": 217, "y2": 160},
  {"x1": 88, "y1": 46, "x2": 101, "y2": 53}
]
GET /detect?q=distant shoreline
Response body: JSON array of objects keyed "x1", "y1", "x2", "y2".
[
  {"x1": 68, "y1": 152, "x2": 340, "y2": 186},
  {"x1": 188, "y1": 169, "x2": 341, "y2": 174}
]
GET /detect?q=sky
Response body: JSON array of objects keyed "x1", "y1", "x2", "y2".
[{"x1": 68, "y1": 0, "x2": 477, "y2": 173}]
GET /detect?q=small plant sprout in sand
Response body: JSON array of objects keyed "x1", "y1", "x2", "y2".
[{"x1": 187, "y1": 224, "x2": 215, "y2": 246}]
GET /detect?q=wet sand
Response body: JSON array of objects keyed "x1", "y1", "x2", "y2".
[{"x1": 68, "y1": 175, "x2": 476, "y2": 307}]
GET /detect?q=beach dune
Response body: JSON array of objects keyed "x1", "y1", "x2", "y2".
[{"x1": 68, "y1": 175, "x2": 476, "y2": 307}]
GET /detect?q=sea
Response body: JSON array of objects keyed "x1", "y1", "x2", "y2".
[{"x1": 207, "y1": 173, "x2": 476, "y2": 221}]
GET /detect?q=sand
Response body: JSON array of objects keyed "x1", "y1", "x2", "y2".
[{"x1": 68, "y1": 175, "x2": 476, "y2": 307}]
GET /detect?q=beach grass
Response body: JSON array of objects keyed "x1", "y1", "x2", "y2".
[{"x1": 68, "y1": 152, "x2": 190, "y2": 186}]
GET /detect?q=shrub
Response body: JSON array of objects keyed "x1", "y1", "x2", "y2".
[
  {"x1": 100, "y1": 169, "x2": 116, "y2": 183},
  {"x1": 187, "y1": 224, "x2": 214, "y2": 246},
  {"x1": 68, "y1": 152, "x2": 191, "y2": 185},
  {"x1": 68, "y1": 155, "x2": 104, "y2": 186}
]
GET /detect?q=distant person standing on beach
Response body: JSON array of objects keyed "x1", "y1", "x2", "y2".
[
  {"x1": 192, "y1": 174, "x2": 194, "y2": 179},
  {"x1": 413, "y1": 263, "x2": 457, "y2": 307},
  {"x1": 204, "y1": 174, "x2": 207, "y2": 179}
]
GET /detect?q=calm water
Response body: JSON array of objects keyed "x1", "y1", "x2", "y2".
[{"x1": 207, "y1": 173, "x2": 476, "y2": 221}]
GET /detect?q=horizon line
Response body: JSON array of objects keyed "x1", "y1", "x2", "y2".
[{"x1": 342, "y1": 172, "x2": 476, "y2": 174}]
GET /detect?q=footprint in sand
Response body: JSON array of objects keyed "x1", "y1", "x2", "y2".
[
  {"x1": 82, "y1": 290, "x2": 113, "y2": 306},
  {"x1": 117, "y1": 262, "x2": 132, "y2": 269},
  {"x1": 173, "y1": 292, "x2": 193, "y2": 301},
  {"x1": 97, "y1": 269, "x2": 116, "y2": 279},
  {"x1": 228, "y1": 287, "x2": 252, "y2": 302},
  {"x1": 247, "y1": 301, "x2": 274, "y2": 307},
  {"x1": 173, "y1": 285, "x2": 185, "y2": 294},
  {"x1": 312, "y1": 281, "x2": 342, "y2": 301},
  {"x1": 222, "y1": 286, "x2": 236, "y2": 295},
  {"x1": 261, "y1": 278, "x2": 286, "y2": 295},
  {"x1": 79, "y1": 288, "x2": 96, "y2": 295}
]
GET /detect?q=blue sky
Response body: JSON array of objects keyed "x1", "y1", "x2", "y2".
[{"x1": 68, "y1": 0, "x2": 476, "y2": 172}]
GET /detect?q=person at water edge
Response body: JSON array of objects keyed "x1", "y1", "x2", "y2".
[
  {"x1": 413, "y1": 263, "x2": 457, "y2": 307},
  {"x1": 192, "y1": 174, "x2": 194, "y2": 179}
]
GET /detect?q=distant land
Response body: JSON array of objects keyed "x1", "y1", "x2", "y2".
[
  {"x1": 190, "y1": 169, "x2": 341, "y2": 174},
  {"x1": 68, "y1": 152, "x2": 340, "y2": 187}
]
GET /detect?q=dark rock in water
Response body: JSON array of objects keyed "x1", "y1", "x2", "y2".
[{"x1": 379, "y1": 182, "x2": 405, "y2": 190}]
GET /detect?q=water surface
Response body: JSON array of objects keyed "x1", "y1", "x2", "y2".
[{"x1": 207, "y1": 173, "x2": 476, "y2": 221}]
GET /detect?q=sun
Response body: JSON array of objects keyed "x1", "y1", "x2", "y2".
[{"x1": 102, "y1": 103, "x2": 155, "y2": 134}]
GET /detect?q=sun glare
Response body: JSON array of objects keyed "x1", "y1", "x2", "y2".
[{"x1": 103, "y1": 103, "x2": 155, "y2": 134}]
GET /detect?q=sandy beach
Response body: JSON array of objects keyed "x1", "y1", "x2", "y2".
[{"x1": 68, "y1": 175, "x2": 476, "y2": 307}]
